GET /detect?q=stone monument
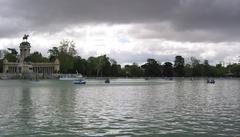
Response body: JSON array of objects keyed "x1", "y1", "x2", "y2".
[{"x1": 2, "y1": 35, "x2": 60, "y2": 79}]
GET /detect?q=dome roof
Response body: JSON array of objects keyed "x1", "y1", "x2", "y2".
[{"x1": 20, "y1": 41, "x2": 31, "y2": 49}]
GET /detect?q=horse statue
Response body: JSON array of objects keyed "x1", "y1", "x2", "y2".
[{"x1": 23, "y1": 34, "x2": 29, "y2": 40}]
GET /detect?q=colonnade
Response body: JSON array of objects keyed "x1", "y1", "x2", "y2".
[
  {"x1": 7, "y1": 66, "x2": 18, "y2": 73},
  {"x1": 32, "y1": 66, "x2": 55, "y2": 74},
  {"x1": 5, "y1": 66, "x2": 56, "y2": 74}
]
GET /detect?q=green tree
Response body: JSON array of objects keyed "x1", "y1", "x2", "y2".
[
  {"x1": 86, "y1": 55, "x2": 112, "y2": 77},
  {"x1": 99, "y1": 55, "x2": 111, "y2": 77},
  {"x1": 174, "y1": 56, "x2": 185, "y2": 77},
  {"x1": 72, "y1": 56, "x2": 88, "y2": 75},
  {"x1": 141, "y1": 58, "x2": 162, "y2": 77},
  {"x1": 110, "y1": 59, "x2": 122, "y2": 77},
  {"x1": 202, "y1": 60, "x2": 217, "y2": 76},
  {"x1": 228, "y1": 64, "x2": 240, "y2": 76},
  {"x1": 125, "y1": 63, "x2": 144, "y2": 77},
  {"x1": 4, "y1": 53, "x2": 17, "y2": 62},
  {"x1": 190, "y1": 57, "x2": 202, "y2": 76},
  {"x1": 208, "y1": 65, "x2": 217, "y2": 77},
  {"x1": 25, "y1": 52, "x2": 48, "y2": 62},
  {"x1": 48, "y1": 47, "x2": 59, "y2": 61},
  {"x1": 184, "y1": 64, "x2": 193, "y2": 77},
  {"x1": 50, "y1": 40, "x2": 77, "y2": 73},
  {"x1": 59, "y1": 40, "x2": 77, "y2": 56},
  {"x1": 87, "y1": 56, "x2": 98, "y2": 76},
  {"x1": 163, "y1": 62, "x2": 173, "y2": 77},
  {"x1": 58, "y1": 53, "x2": 74, "y2": 73},
  {"x1": 0, "y1": 59, "x2": 3, "y2": 73}
]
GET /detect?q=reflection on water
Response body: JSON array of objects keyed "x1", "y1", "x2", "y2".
[
  {"x1": 0, "y1": 79, "x2": 239, "y2": 137},
  {"x1": 16, "y1": 88, "x2": 35, "y2": 136}
]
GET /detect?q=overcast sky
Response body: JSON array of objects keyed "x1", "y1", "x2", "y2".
[{"x1": 1, "y1": 0, "x2": 240, "y2": 65}]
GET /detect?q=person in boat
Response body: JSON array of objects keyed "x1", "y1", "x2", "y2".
[
  {"x1": 211, "y1": 79, "x2": 215, "y2": 83},
  {"x1": 73, "y1": 79, "x2": 86, "y2": 84},
  {"x1": 207, "y1": 79, "x2": 215, "y2": 84},
  {"x1": 105, "y1": 78, "x2": 110, "y2": 83}
]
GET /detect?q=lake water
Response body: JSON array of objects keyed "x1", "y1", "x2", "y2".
[{"x1": 0, "y1": 78, "x2": 239, "y2": 137}]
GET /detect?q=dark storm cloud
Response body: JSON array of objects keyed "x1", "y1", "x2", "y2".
[
  {"x1": 171, "y1": 0, "x2": 240, "y2": 42},
  {"x1": 0, "y1": 0, "x2": 179, "y2": 37},
  {"x1": 129, "y1": 0, "x2": 240, "y2": 42},
  {"x1": 1, "y1": 0, "x2": 240, "y2": 42}
]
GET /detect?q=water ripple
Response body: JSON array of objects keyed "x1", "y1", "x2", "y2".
[{"x1": 0, "y1": 79, "x2": 239, "y2": 136}]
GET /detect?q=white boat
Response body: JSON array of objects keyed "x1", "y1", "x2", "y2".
[
  {"x1": 0, "y1": 75, "x2": 9, "y2": 80},
  {"x1": 59, "y1": 74, "x2": 83, "y2": 81},
  {"x1": 73, "y1": 79, "x2": 86, "y2": 84}
]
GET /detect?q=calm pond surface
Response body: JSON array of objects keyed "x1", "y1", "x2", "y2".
[{"x1": 0, "y1": 78, "x2": 239, "y2": 137}]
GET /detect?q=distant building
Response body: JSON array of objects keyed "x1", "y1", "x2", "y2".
[
  {"x1": 0, "y1": 50, "x2": 7, "y2": 59},
  {"x1": 3, "y1": 35, "x2": 60, "y2": 75}
]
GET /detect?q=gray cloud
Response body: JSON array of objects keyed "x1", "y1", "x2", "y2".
[
  {"x1": 0, "y1": 0, "x2": 178, "y2": 37},
  {"x1": 1, "y1": 0, "x2": 240, "y2": 42},
  {"x1": 1, "y1": 0, "x2": 240, "y2": 65},
  {"x1": 171, "y1": 0, "x2": 240, "y2": 42}
]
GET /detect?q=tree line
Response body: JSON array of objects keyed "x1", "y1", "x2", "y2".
[{"x1": 1, "y1": 40, "x2": 240, "y2": 77}]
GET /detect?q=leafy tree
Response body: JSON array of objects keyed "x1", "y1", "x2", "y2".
[
  {"x1": 58, "y1": 53, "x2": 74, "y2": 73},
  {"x1": 71, "y1": 56, "x2": 88, "y2": 75},
  {"x1": 203, "y1": 60, "x2": 210, "y2": 76},
  {"x1": 141, "y1": 58, "x2": 162, "y2": 77},
  {"x1": 48, "y1": 47, "x2": 59, "y2": 56},
  {"x1": 48, "y1": 47, "x2": 59, "y2": 61},
  {"x1": 110, "y1": 59, "x2": 122, "y2": 77},
  {"x1": 184, "y1": 64, "x2": 193, "y2": 77},
  {"x1": 208, "y1": 65, "x2": 217, "y2": 77},
  {"x1": 163, "y1": 62, "x2": 173, "y2": 77},
  {"x1": 202, "y1": 60, "x2": 218, "y2": 77},
  {"x1": 191, "y1": 57, "x2": 200, "y2": 67},
  {"x1": 228, "y1": 64, "x2": 240, "y2": 76},
  {"x1": 59, "y1": 40, "x2": 77, "y2": 56},
  {"x1": 191, "y1": 57, "x2": 202, "y2": 76},
  {"x1": 4, "y1": 42, "x2": 240, "y2": 78},
  {"x1": 125, "y1": 63, "x2": 144, "y2": 77},
  {"x1": 0, "y1": 59, "x2": 3, "y2": 72},
  {"x1": 4, "y1": 53, "x2": 17, "y2": 62},
  {"x1": 174, "y1": 56, "x2": 185, "y2": 77},
  {"x1": 87, "y1": 56, "x2": 98, "y2": 76},
  {"x1": 49, "y1": 40, "x2": 77, "y2": 73},
  {"x1": 25, "y1": 52, "x2": 48, "y2": 62},
  {"x1": 96, "y1": 55, "x2": 111, "y2": 76}
]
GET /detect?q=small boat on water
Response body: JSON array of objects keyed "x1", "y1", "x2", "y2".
[
  {"x1": 59, "y1": 74, "x2": 83, "y2": 81},
  {"x1": 73, "y1": 79, "x2": 86, "y2": 84},
  {"x1": 0, "y1": 75, "x2": 9, "y2": 80},
  {"x1": 207, "y1": 79, "x2": 215, "y2": 84},
  {"x1": 105, "y1": 78, "x2": 110, "y2": 84}
]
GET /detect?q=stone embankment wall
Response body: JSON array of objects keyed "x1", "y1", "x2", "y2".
[{"x1": 0, "y1": 73, "x2": 60, "y2": 80}]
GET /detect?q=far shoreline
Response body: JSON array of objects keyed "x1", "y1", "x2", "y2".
[{"x1": 0, "y1": 76, "x2": 240, "y2": 80}]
